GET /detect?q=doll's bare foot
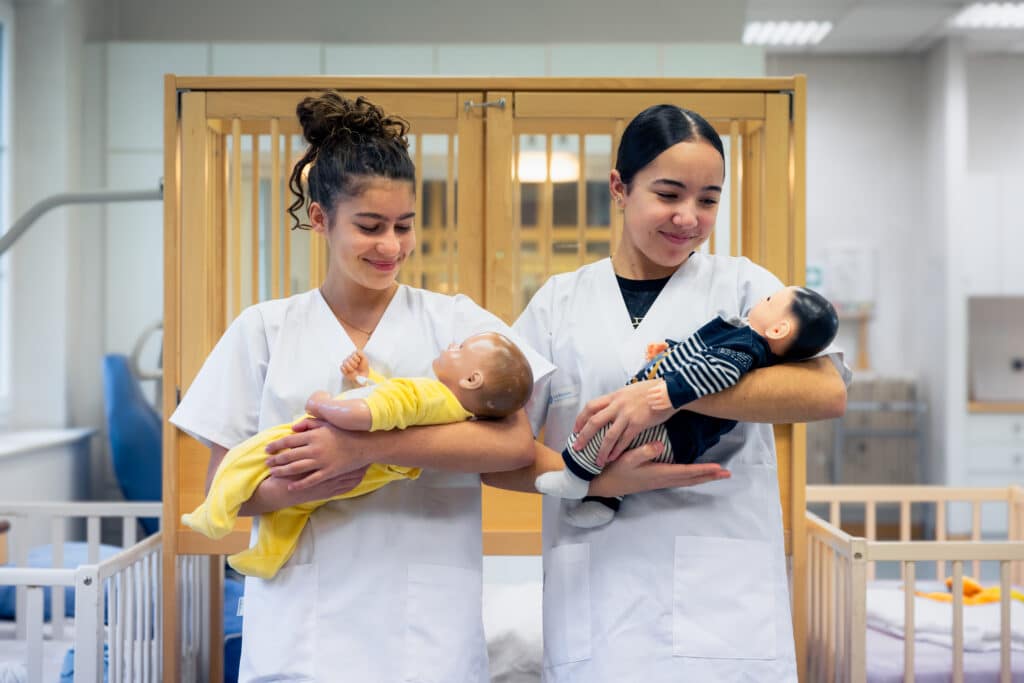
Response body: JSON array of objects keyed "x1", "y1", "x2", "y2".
[{"x1": 341, "y1": 351, "x2": 370, "y2": 384}]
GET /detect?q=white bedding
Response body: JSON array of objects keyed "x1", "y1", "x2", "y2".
[
  {"x1": 0, "y1": 620, "x2": 72, "y2": 683},
  {"x1": 867, "y1": 583, "x2": 1024, "y2": 652},
  {"x1": 483, "y1": 582, "x2": 543, "y2": 683}
]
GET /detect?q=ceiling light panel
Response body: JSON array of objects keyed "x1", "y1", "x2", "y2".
[
  {"x1": 743, "y1": 21, "x2": 833, "y2": 46},
  {"x1": 951, "y1": 3, "x2": 1024, "y2": 29}
]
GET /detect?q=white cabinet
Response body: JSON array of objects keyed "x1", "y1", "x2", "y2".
[
  {"x1": 956, "y1": 414, "x2": 1024, "y2": 535},
  {"x1": 963, "y1": 174, "x2": 1024, "y2": 296}
]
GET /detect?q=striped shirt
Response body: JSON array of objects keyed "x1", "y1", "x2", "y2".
[{"x1": 633, "y1": 316, "x2": 777, "y2": 409}]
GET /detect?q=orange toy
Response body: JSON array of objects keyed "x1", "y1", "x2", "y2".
[{"x1": 916, "y1": 576, "x2": 1024, "y2": 605}]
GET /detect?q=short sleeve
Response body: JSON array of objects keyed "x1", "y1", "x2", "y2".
[
  {"x1": 169, "y1": 306, "x2": 270, "y2": 449},
  {"x1": 737, "y1": 258, "x2": 852, "y2": 386},
  {"x1": 512, "y1": 280, "x2": 557, "y2": 436}
]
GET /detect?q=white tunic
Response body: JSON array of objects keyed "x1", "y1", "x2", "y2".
[
  {"x1": 171, "y1": 286, "x2": 553, "y2": 683},
  {"x1": 514, "y1": 255, "x2": 850, "y2": 683}
]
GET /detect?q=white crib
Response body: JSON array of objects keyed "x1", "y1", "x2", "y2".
[{"x1": 0, "y1": 501, "x2": 207, "y2": 683}]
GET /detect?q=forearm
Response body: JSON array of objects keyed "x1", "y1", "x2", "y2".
[
  {"x1": 344, "y1": 409, "x2": 536, "y2": 473},
  {"x1": 238, "y1": 476, "x2": 297, "y2": 516},
  {"x1": 313, "y1": 397, "x2": 373, "y2": 431},
  {"x1": 482, "y1": 441, "x2": 563, "y2": 492},
  {"x1": 685, "y1": 356, "x2": 846, "y2": 423}
]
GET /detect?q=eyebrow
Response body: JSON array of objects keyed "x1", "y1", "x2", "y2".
[
  {"x1": 653, "y1": 179, "x2": 722, "y2": 193},
  {"x1": 353, "y1": 212, "x2": 416, "y2": 221}
]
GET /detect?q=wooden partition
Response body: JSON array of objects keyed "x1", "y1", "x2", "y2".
[{"x1": 164, "y1": 75, "x2": 807, "y2": 681}]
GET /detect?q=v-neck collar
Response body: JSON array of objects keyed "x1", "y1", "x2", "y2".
[
  {"x1": 314, "y1": 285, "x2": 405, "y2": 361},
  {"x1": 595, "y1": 255, "x2": 703, "y2": 377}
]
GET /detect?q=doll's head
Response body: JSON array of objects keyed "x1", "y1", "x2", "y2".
[
  {"x1": 747, "y1": 286, "x2": 838, "y2": 361},
  {"x1": 432, "y1": 332, "x2": 534, "y2": 418}
]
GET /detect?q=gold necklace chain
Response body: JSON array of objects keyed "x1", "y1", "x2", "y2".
[
  {"x1": 334, "y1": 311, "x2": 375, "y2": 336},
  {"x1": 322, "y1": 284, "x2": 397, "y2": 336}
]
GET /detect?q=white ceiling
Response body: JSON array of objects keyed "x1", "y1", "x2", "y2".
[{"x1": 747, "y1": 1, "x2": 1024, "y2": 53}]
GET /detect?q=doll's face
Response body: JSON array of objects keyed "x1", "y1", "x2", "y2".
[
  {"x1": 747, "y1": 286, "x2": 799, "y2": 337},
  {"x1": 432, "y1": 333, "x2": 502, "y2": 386}
]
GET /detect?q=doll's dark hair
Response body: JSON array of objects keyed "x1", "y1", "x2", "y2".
[
  {"x1": 287, "y1": 92, "x2": 416, "y2": 230},
  {"x1": 615, "y1": 104, "x2": 725, "y2": 187},
  {"x1": 782, "y1": 287, "x2": 839, "y2": 361}
]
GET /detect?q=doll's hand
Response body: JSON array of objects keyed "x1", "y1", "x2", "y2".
[
  {"x1": 646, "y1": 380, "x2": 673, "y2": 411},
  {"x1": 264, "y1": 418, "x2": 372, "y2": 491},
  {"x1": 341, "y1": 351, "x2": 370, "y2": 384},
  {"x1": 573, "y1": 380, "x2": 677, "y2": 466},
  {"x1": 587, "y1": 442, "x2": 731, "y2": 497},
  {"x1": 304, "y1": 391, "x2": 333, "y2": 419}
]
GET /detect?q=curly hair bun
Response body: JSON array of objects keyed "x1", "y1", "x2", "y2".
[{"x1": 296, "y1": 92, "x2": 409, "y2": 150}]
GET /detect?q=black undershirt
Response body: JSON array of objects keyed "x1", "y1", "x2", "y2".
[{"x1": 616, "y1": 274, "x2": 672, "y2": 329}]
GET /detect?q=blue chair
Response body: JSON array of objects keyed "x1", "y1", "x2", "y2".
[{"x1": 102, "y1": 354, "x2": 162, "y2": 534}]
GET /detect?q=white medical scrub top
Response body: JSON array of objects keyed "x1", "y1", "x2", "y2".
[
  {"x1": 514, "y1": 255, "x2": 851, "y2": 683},
  {"x1": 171, "y1": 286, "x2": 553, "y2": 683}
]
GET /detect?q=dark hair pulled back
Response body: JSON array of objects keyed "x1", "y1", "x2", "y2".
[
  {"x1": 615, "y1": 104, "x2": 725, "y2": 187},
  {"x1": 288, "y1": 92, "x2": 416, "y2": 230}
]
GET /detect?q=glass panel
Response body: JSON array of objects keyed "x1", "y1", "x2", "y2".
[
  {"x1": 584, "y1": 135, "x2": 612, "y2": 262},
  {"x1": 519, "y1": 183, "x2": 540, "y2": 228},
  {"x1": 419, "y1": 134, "x2": 453, "y2": 294},
  {"x1": 551, "y1": 134, "x2": 579, "y2": 227}
]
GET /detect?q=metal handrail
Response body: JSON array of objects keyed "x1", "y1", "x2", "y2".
[{"x1": 0, "y1": 185, "x2": 163, "y2": 257}]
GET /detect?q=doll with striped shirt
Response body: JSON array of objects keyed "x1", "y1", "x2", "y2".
[{"x1": 535, "y1": 285, "x2": 838, "y2": 528}]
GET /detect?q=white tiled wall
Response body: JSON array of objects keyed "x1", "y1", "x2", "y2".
[
  {"x1": 323, "y1": 45, "x2": 437, "y2": 76},
  {"x1": 549, "y1": 44, "x2": 660, "y2": 77},
  {"x1": 437, "y1": 45, "x2": 547, "y2": 76},
  {"x1": 106, "y1": 42, "x2": 210, "y2": 150},
  {"x1": 211, "y1": 43, "x2": 322, "y2": 76}
]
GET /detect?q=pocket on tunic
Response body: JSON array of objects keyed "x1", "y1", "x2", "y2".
[
  {"x1": 404, "y1": 563, "x2": 487, "y2": 683},
  {"x1": 672, "y1": 536, "x2": 776, "y2": 660},
  {"x1": 543, "y1": 543, "x2": 592, "y2": 667},
  {"x1": 239, "y1": 562, "x2": 318, "y2": 681}
]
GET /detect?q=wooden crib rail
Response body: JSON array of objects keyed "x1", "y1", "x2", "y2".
[
  {"x1": 805, "y1": 493, "x2": 1024, "y2": 683},
  {"x1": 807, "y1": 485, "x2": 1024, "y2": 583}
]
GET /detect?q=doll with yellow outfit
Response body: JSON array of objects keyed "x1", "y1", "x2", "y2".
[{"x1": 182, "y1": 331, "x2": 533, "y2": 578}]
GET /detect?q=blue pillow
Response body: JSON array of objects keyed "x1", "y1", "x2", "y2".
[{"x1": 0, "y1": 542, "x2": 121, "y2": 620}]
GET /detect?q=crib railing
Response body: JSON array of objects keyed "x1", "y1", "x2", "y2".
[
  {"x1": 0, "y1": 502, "x2": 163, "y2": 683},
  {"x1": 805, "y1": 486, "x2": 1024, "y2": 683}
]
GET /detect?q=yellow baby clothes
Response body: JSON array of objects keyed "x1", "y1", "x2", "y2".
[
  {"x1": 366, "y1": 377, "x2": 473, "y2": 430},
  {"x1": 181, "y1": 376, "x2": 472, "y2": 579}
]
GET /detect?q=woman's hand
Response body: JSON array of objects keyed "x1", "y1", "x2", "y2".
[
  {"x1": 241, "y1": 467, "x2": 372, "y2": 515},
  {"x1": 264, "y1": 418, "x2": 371, "y2": 492},
  {"x1": 572, "y1": 380, "x2": 678, "y2": 466},
  {"x1": 587, "y1": 442, "x2": 730, "y2": 497}
]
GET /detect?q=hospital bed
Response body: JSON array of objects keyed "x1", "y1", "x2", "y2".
[
  {"x1": 0, "y1": 501, "x2": 208, "y2": 683},
  {"x1": 805, "y1": 485, "x2": 1024, "y2": 682}
]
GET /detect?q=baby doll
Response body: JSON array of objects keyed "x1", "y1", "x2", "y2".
[
  {"x1": 183, "y1": 332, "x2": 534, "y2": 578},
  {"x1": 536, "y1": 286, "x2": 838, "y2": 528}
]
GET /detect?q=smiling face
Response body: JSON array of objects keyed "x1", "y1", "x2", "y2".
[
  {"x1": 611, "y1": 140, "x2": 724, "y2": 279},
  {"x1": 310, "y1": 177, "x2": 416, "y2": 292}
]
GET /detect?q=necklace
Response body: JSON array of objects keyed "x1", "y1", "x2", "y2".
[
  {"x1": 334, "y1": 311, "x2": 375, "y2": 336},
  {"x1": 321, "y1": 284, "x2": 397, "y2": 337}
]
